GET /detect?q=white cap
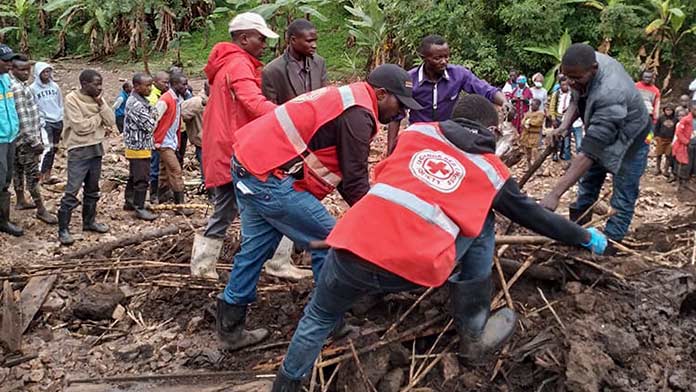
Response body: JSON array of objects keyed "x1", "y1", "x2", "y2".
[{"x1": 228, "y1": 12, "x2": 279, "y2": 39}]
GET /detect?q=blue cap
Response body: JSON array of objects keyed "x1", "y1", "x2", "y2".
[{"x1": 516, "y1": 75, "x2": 527, "y2": 84}]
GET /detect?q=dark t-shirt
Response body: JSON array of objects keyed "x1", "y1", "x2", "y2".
[{"x1": 654, "y1": 114, "x2": 676, "y2": 139}]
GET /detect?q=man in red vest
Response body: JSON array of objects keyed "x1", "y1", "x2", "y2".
[
  {"x1": 271, "y1": 95, "x2": 607, "y2": 391},
  {"x1": 215, "y1": 64, "x2": 422, "y2": 351}
]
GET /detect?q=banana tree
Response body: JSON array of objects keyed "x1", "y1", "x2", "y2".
[
  {"x1": 0, "y1": 0, "x2": 36, "y2": 53},
  {"x1": 44, "y1": 0, "x2": 121, "y2": 57},
  {"x1": 643, "y1": 0, "x2": 696, "y2": 89},
  {"x1": 523, "y1": 30, "x2": 574, "y2": 91},
  {"x1": 344, "y1": 0, "x2": 390, "y2": 72}
]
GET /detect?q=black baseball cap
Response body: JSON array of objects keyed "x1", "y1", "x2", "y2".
[
  {"x1": 0, "y1": 44, "x2": 20, "y2": 61},
  {"x1": 367, "y1": 64, "x2": 423, "y2": 110}
]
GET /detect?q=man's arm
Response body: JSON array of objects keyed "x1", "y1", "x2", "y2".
[
  {"x1": 386, "y1": 120, "x2": 401, "y2": 156},
  {"x1": 320, "y1": 60, "x2": 328, "y2": 88},
  {"x1": 458, "y1": 66, "x2": 502, "y2": 104},
  {"x1": 689, "y1": 79, "x2": 696, "y2": 92},
  {"x1": 154, "y1": 99, "x2": 168, "y2": 123},
  {"x1": 335, "y1": 107, "x2": 374, "y2": 206},
  {"x1": 261, "y1": 68, "x2": 279, "y2": 104},
  {"x1": 112, "y1": 95, "x2": 124, "y2": 111},
  {"x1": 230, "y1": 66, "x2": 276, "y2": 118},
  {"x1": 540, "y1": 152, "x2": 594, "y2": 211},
  {"x1": 98, "y1": 97, "x2": 116, "y2": 127},
  {"x1": 653, "y1": 93, "x2": 661, "y2": 123}
]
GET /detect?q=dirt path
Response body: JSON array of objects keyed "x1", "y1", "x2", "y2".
[{"x1": 2, "y1": 63, "x2": 696, "y2": 391}]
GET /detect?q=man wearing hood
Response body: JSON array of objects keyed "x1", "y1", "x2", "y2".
[
  {"x1": 30, "y1": 61, "x2": 64, "y2": 185},
  {"x1": 190, "y1": 12, "x2": 279, "y2": 280},
  {"x1": 0, "y1": 44, "x2": 23, "y2": 236},
  {"x1": 270, "y1": 94, "x2": 608, "y2": 391}
]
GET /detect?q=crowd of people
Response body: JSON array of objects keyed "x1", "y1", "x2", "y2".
[{"x1": 1, "y1": 10, "x2": 695, "y2": 392}]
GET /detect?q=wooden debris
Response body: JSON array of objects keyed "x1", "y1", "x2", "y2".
[
  {"x1": 537, "y1": 287, "x2": 565, "y2": 329},
  {"x1": 149, "y1": 203, "x2": 209, "y2": 210},
  {"x1": 1, "y1": 280, "x2": 22, "y2": 352},
  {"x1": 19, "y1": 275, "x2": 57, "y2": 334},
  {"x1": 494, "y1": 257, "x2": 514, "y2": 309},
  {"x1": 381, "y1": 287, "x2": 434, "y2": 339},
  {"x1": 348, "y1": 339, "x2": 378, "y2": 392}
]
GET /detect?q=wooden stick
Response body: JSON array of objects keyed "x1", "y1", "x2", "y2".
[
  {"x1": 149, "y1": 203, "x2": 209, "y2": 210},
  {"x1": 537, "y1": 287, "x2": 565, "y2": 329},
  {"x1": 67, "y1": 370, "x2": 258, "y2": 385},
  {"x1": 517, "y1": 144, "x2": 555, "y2": 189},
  {"x1": 349, "y1": 340, "x2": 377, "y2": 392},
  {"x1": 381, "y1": 287, "x2": 434, "y2": 339},
  {"x1": 413, "y1": 318, "x2": 454, "y2": 379},
  {"x1": 320, "y1": 363, "x2": 341, "y2": 392},
  {"x1": 402, "y1": 339, "x2": 458, "y2": 392},
  {"x1": 691, "y1": 231, "x2": 696, "y2": 266},
  {"x1": 543, "y1": 249, "x2": 625, "y2": 281},
  {"x1": 494, "y1": 257, "x2": 514, "y2": 309}
]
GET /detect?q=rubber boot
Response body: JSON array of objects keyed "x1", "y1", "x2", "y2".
[
  {"x1": 450, "y1": 274, "x2": 517, "y2": 365},
  {"x1": 173, "y1": 192, "x2": 193, "y2": 216},
  {"x1": 133, "y1": 190, "x2": 157, "y2": 221},
  {"x1": 265, "y1": 237, "x2": 313, "y2": 281},
  {"x1": 57, "y1": 207, "x2": 73, "y2": 245},
  {"x1": 15, "y1": 191, "x2": 36, "y2": 210},
  {"x1": 190, "y1": 233, "x2": 222, "y2": 279},
  {"x1": 82, "y1": 199, "x2": 109, "y2": 233},
  {"x1": 0, "y1": 192, "x2": 24, "y2": 236},
  {"x1": 568, "y1": 204, "x2": 592, "y2": 225},
  {"x1": 149, "y1": 180, "x2": 159, "y2": 204},
  {"x1": 216, "y1": 297, "x2": 269, "y2": 351},
  {"x1": 159, "y1": 186, "x2": 174, "y2": 204},
  {"x1": 654, "y1": 155, "x2": 663, "y2": 176},
  {"x1": 271, "y1": 368, "x2": 302, "y2": 392},
  {"x1": 35, "y1": 198, "x2": 58, "y2": 225},
  {"x1": 123, "y1": 185, "x2": 135, "y2": 211}
]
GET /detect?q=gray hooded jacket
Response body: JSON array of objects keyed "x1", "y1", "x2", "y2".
[
  {"x1": 574, "y1": 53, "x2": 651, "y2": 174},
  {"x1": 30, "y1": 62, "x2": 64, "y2": 123}
]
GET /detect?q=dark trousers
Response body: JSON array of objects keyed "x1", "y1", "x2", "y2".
[
  {"x1": 115, "y1": 116, "x2": 125, "y2": 134},
  {"x1": 58, "y1": 156, "x2": 102, "y2": 215},
  {"x1": 125, "y1": 158, "x2": 150, "y2": 204},
  {"x1": 177, "y1": 131, "x2": 188, "y2": 167},
  {"x1": 195, "y1": 145, "x2": 204, "y2": 182},
  {"x1": 149, "y1": 150, "x2": 160, "y2": 184},
  {"x1": 13, "y1": 143, "x2": 42, "y2": 200},
  {"x1": 0, "y1": 142, "x2": 16, "y2": 194},
  {"x1": 41, "y1": 120, "x2": 63, "y2": 174},
  {"x1": 203, "y1": 181, "x2": 237, "y2": 239}
]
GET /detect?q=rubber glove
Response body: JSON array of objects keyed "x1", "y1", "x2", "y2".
[{"x1": 581, "y1": 228, "x2": 607, "y2": 255}]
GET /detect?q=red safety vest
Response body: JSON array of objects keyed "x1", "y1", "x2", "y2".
[
  {"x1": 234, "y1": 82, "x2": 379, "y2": 200},
  {"x1": 327, "y1": 122, "x2": 510, "y2": 287}
]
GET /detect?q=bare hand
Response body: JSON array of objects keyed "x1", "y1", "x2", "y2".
[
  {"x1": 540, "y1": 193, "x2": 560, "y2": 211},
  {"x1": 94, "y1": 96, "x2": 104, "y2": 107}
]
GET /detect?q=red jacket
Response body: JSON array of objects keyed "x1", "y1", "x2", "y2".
[
  {"x1": 202, "y1": 42, "x2": 276, "y2": 188},
  {"x1": 673, "y1": 113, "x2": 693, "y2": 165},
  {"x1": 327, "y1": 122, "x2": 510, "y2": 287},
  {"x1": 234, "y1": 83, "x2": 379, "y2": 200},
  {"x1": 153, "y1": 90, "x2": 181, "y2": 146}
]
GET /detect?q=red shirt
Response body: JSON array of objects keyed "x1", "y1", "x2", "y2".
[{"x1": 635, "y1": 81, "x2": 661, "y2": 123}]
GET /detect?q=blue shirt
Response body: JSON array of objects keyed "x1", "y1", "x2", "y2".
[
  {"x1": 0, "y1": 74, "x2": 19, "y2": 143},
  {"x1": 407, "y1": 64, "x2": 499, "y2": 123}
]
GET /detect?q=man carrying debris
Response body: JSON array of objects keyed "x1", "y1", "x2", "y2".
[
  {"x1": 259, "y1": 17, "x2": 329, "y2": 280},
  {"x1": 122, "y1": 72, "x2": 158, "y2": 221},
  {"x1": 57, "y1": 69, "x2": 115, "y2": 245},
  {"x1": 10, "y1": 55, "x2": 57, "y2": 224},
  {"x1": 217, "y1": 64, "x2": 421, "y2": 352},
  {"x1": 271, "y1": 94, "x2": 608, "y2": 391},
  {"x1": 191, "y1": 13, "x2": 284, "y2": 280},
  {"x1": 541, "y1": 44, "x2": 651, "y2": 254}
]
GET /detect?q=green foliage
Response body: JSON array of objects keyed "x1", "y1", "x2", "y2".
[{"x1": 524, "y1": 30, "x2": 575, "y2": 91}]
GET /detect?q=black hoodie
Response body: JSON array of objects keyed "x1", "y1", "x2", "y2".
[{"x1": 438, "y1": 118, "x2": 588, "y2": 245}]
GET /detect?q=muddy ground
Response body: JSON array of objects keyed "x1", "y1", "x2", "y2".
[{"x1": 1, "y1": 62, "x2": 696, "y2": 392}]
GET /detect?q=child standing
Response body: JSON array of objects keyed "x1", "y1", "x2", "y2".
[
  {"x1": 520, "y1": 98, "x2": 545, "y2": 168},
  {"x1": 653, "y1": 104, "x2": 676, "y2": 177},
  {"x1": 673, "y1": 101, "x2": 696, "y2": 194}
]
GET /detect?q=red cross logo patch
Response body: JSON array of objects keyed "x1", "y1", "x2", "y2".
[{"x1": 409, "y1": 149, "x2": 465, "y2": 193}]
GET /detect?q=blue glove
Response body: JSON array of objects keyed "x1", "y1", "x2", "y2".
[{"x1": 581, "y1": 228, "x2": 607, "y2": 255}]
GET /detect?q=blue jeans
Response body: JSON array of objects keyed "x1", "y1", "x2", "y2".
[
  {"x1": 573, "y1": 141, "x2": 649, "y2": 241},
  {"x1": 149, "y1": 150, "x2": 160, "y2": 183},
  {"x1": 562, "y1": 127, "x2": 583, "y2": 161},
  {"x1": 222, "y1": 162, "x2": 336, "y2": 305},
  {"x1": 280, "y1": 213, "x2": 496, "y2": 380},
  {"x1": 195, "y1": 146, "x2": 204, "y2": 182}
]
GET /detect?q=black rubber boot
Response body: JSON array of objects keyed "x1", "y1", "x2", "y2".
[
  {"x1": 133, "y1": 190, "x2": 157, "y2": 221},
  {"x1": 450, "y1": 274, "x2": 517, "y2": 365},
  {"x1": 149, "y1": 180, "x2": 159, "y2": 204},
  {"x1": 82, "y1": 199, "x2": 109, "y2": 233},
  {"x1": 173, "y1": 191, "x2": 193, "y2": 216},
  {"x1": 216, "y1": 297, "x2": 269, "y2": 351},
  {"x1": 271, "y1": 368, "x2": 302, "y2": 392},
  {"x1": 123, "y1": 184, "x2": 135, "y2": 211},
  {"x1": 568, "y1": 203, "x2": 592, "y2": 225},
  {"x1": 57, "y1": 207, "x2": 74, "y2": 245},
  {"x1": 0, "y1": 192, "x2": 23, "y2": 236}
]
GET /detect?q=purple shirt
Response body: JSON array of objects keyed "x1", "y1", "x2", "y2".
[{"x1": 407, "y1": 64, "x2": 499, "y2": 123}]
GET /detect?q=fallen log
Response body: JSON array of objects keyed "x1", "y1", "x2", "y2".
[
  {"x1": 20, "y1": 275, "x2": 57, "y2": 334},
  {"x1": 498, "y1": 258, "x2": 562, "y2": 282},
  {"x1": 149, "y1": 203, "x2": 209, "y2": 211},
  {"x1": 1, "y1": 280, "x2": 21, "y2": 352},
  {"x1": 63, "y1": 221, "x2": 204, "y2": 260}
]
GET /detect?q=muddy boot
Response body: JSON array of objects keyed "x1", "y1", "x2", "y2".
[
  {"x1": 265, "y1": 237, "x2": 313, "y2": 281},
  {"x1": 123, "y1": 186, "x2": 135, "y2": 211},
  {"x1": 57, "y1": 207, "x2": 73, "y2": 245},
  {"x1": 15, "y1": 191, "x2": 36, "y2": 210},
  {"x1": 450, "y1": 274, "x2": 517, "y2": 365},
  {"x1": 654, "y1": 156, "x2": 663, "y2": 176},
  {"x1": 149, "y1": 180, "x2": 159, "y2": 204},
  {"x1": 35, "y1": 198, "x2": 58, "y2": 225},
  {"x1": 0, "y1": 192, "x2": 24, "y2": 236},
  {"x1": 568, "y1": 204, "x2": 592, "y2": 225},
  {"x1": 82, "y1": 199, "x2": 109, "y2": 233},
  {"x1": 271, "y1": 368, "x2": 302, "y2": 392},
  {"x1": 173, "y1": 192, "x2": 193, "y2": 216},
  {"x1": 191, "y1": 233, "x2": 222, "y2": 279},
  {"x1": 216, "y1": 297, "x2": 269, "y2": 351},
  {"x1": 133, "y1": 190, "x2": 157, "y2": 221},
  {"x1": 159, "y1": 186, "x2": 174, "y2": 204},
  {"x1": 662, "y1": 158, "x2": 671, "y2": 178}
]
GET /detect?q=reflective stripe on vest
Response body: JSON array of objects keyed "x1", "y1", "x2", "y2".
[
  {"x1": 274, "y1": 86, "x2": 357, "y2": 187},
  {"x1": 404, "y1": 124, "x2": 506, "y2": 191},
  {"x1": 369, "y1": 183, "x2": 460, "y2": 238}
]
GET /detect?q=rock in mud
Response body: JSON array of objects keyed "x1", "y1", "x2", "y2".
[
  {"x1": 114, "y1": 342, "x2": 154, "y2": 362},
  {"x1": 565, "y1": 340, "x2": 614, "y2": 392},
  {"x1": 377, "y1": 368, "x2": 404, "y2": 392},
  {"x1": 73, "y1": 283, "x2": 125, "y2": 320},
  {"x1": 440, "y1": 353, "x2": 460, "y2": 381},
  {"x1": 599, "y1": 325, "x2": 640, "y2": 364},
  {"x1": 337, "y1": 346, "x2": 390, "y2": 392}
]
